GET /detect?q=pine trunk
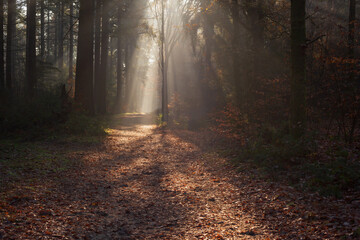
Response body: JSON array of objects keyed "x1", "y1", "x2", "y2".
[
  {"x1": 58, "y1": 1, "x2": 64, "y2": 70},
  {"x1": 115, "y1": 5, "x2": 122, "y2": 113},
  {"x1": 94, "y1": 0, "x2": 102, "y2": 113},
  {"x1": 290, "y1": 0, "x2": 306, "y2": 137},
  {"x1": 47, "y1": 0, "x2": 50, "y2": 60},
  {"x1": 40, "y1": 0, "x2": 45, "y2": 61},
  {"x1": 75, "y1": 0, "x2": 94, "y2": 113},
  {"x1": 0, "y1": 0, "x2": 4, "y2": 89},
  {"x1": 6, "y1": 0, "x2": 15, "y2": 90},
  {"x1": 69, "y1": 0, "x2": 74, "y2": 80},
  {"x1": 98, "y1": 0, "x2": 109, "y2": 114},
  {"x1": 26, "y1": 0, "x2": 37, "y2": 97},
  {"x1": 231, "y1": 0, "x2": 242, "y2": 105}
]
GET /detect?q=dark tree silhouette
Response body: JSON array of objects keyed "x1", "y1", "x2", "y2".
[
  {"x1": 69, "y1": 0, "x2": 74, "y2": 80},
  {"x1": 75, "y1": 0, "x2": 95, "y2": 113},
  {"x1": 290, "y1": 0, "x2": 306, "y2": 137},
  {"x1": 98, "y1": 0, "x2": 110, "y2": 114},
  {"x1": 0, "y1": 0, "x2": 4, "y2": 89},
  {"x1": 6, "y1": 0, "x2": 16, "y2": 90}
]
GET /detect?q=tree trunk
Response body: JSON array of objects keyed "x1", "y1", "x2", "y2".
[
  {"x1": 69, "y1": 0, "x2": 74, "y2": 80},
  {"x1": 161, "y1": 0, "x2": 168, "y2": 122},
  {"x1": 26, "y1": 0, "x2": 37, "y2": 98},
  {"x1": 40, "y1": 0, "x2": 45, "y2": 61},
  {"x1": 115, "y1": 5, "x2": 122, "y2": 113},
  {"x1": 47, "y1": 0, "x2": 50, "y2": 60},
  {"x1": 290, "y1": 0, "x2": 306, "y2": 137},
  {"x1": 58, "y1": 1, "x2": 64, "y2": 70},
  {"x1": 54, "y1": 1, "x2": 59, "y2": 62},
  {"x1": 109, "y1": 37, "x2": 114, "y2": 87},
  {"x1": 94, "y1": 0, "x2": 102, "y2": 113},
  {"x1": 201, "y1": 0, "x2": 217, "y2": 113},
  {"x1": 246, "y1": 0, "x2": 265, "y2": 98},
  {"x1": 0, "y1": 0, "x2": 4, "y2": 89},
  {"x1": 6, "y1": 0, "x2": 15, "y2": 90},
  {"x1": 98, "y1": 0, "x2": 109, "y2": 114},
  {"x1": 75, "y1": 0, "x2": 94, "y2": 113},
  {"x1": 124, "y1": 37, "x2": 129, "y2": 110},
  {"x1": 231, "y1": 0, "x2": 242, "y2": 106}
]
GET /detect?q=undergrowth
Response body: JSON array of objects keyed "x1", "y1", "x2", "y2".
[
  {"x1": 0, "y1": 140, "x2": 76, "y2": 191},
  {"x1": 0, "y1": 89, "x2": 64, "y2": 138},
  {"x1": 0, "y1": 88, "x2": 109, "y2": 140},
  {"x1": 60, "y1": 112, "x2": 108, "y2": 136},
  {"x1": 0, "y1": 91, "x2": 109, "y2": 192},
  {"x1": 214, "y1": 105, "x2": 360, "y2": 198},
  {"x1": 232, "y1": 127, "x2": 360, "y2": 198}
]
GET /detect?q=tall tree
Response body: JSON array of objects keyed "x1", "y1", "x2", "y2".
[
  {"x1": 94, "y1": 0, "x2": 102, "y2": 112},
  {"x1": 75, "y1": 0, "x2": 95, "y2": 113},
  {"x1": 115, "y1": 4, "x2": 122, "y2": 112},
  {"x1": 26, "y1": 0, "x2": 37, "y2": 97},
  {"x1": 69, "y1": 0, "x2": 74, "y2": 80},
  {"x1": 0, "y1": 0, "x2": 4, "y2": 89},
  {"x1": 6, "y1": 0, "x2": 16, "y2": 90},
  {"x1": 290, "y1": 0, "x2": 306, "y2": 137},
  {"x1": 47, "y1": 0, "x2": 50, "y2": 60},
  {"x1": 54, "y1": 1, "x2": 59, "y2": 61},
  {"x1": 40, "y1": 0, "x2": 45, "y2": 61},
  {"x1": 58, "y1": 1, "x2": 64, "y2": 69},
  {"x1": 160, "y1": 0, "x2": 168, "y2": 122},
  {"x1": 98, "y1": 0, "x2": 110, "y2": 114},
  {"x1": 231, "y1": 0, "x2": 242, "y2": 105}
]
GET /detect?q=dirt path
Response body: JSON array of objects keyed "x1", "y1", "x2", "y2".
[{"x1": 1, "y1": 114, "x2": 358, "y2": 239}]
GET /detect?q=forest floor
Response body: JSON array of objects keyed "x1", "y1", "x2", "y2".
[{"x1": 0, "y1": 114, "x2": 359, "y2": 239}]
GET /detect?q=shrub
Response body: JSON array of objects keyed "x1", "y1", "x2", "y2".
[
  {"x1": 61, "y1": 112, "x2": 108, "y2": 136},
  {"x1": 0, "y1": 88, "x2": 64, "y2": 136}
]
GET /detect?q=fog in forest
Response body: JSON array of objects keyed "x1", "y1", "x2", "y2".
[
  {"x1": 0, "y1": 0, "x2": 360, "y2": 239},
  {"x1": 123, "y1": 0, "x2": 200, "y2": 117}
]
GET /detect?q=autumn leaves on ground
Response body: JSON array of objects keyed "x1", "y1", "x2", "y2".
[{"x1": 0, "y1": 114, "x2": 359, "y2": 239}]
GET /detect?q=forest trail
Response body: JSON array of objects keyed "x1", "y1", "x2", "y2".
[{"x1": 1, "y1": 114, "x2": 355, "y2": 239}]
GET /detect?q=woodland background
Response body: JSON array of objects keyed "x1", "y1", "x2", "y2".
[{"x1": 0, "y1": 0, "x2": 359, "y2": 204}]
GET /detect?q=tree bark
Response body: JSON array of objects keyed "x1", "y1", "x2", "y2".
[
  {"x1": 0, "y1": 0, "x2": 4, "y2": 89},
  {"x1": 115, "y1": 5, "x2": 122, "y2": 113},
  {"x1": 26, "y1": 0, "x2": 37, "y2": 98},
  {"x1": 290, "y1": 0, "x2": 306, "y2": 137},
  {"x1": 6, "y1": 0, "x2": 15, "y2": 90},
  {"x1": 40, "y1": 0, "x2": 45, "y2": 61},
  {"x1": 94, "y1": 0, "x2": 102, "y2": 113},
  {"x1": 47, "y1": 0, "x2": 50, "y2": 60},
  {"x1": 231, "y1": 0, "x2": 242, "y2": 105},
  {"x1": 98, "y1": 0, "x2": 109, "y2": 114},
  {"x1": 58, "y1": 1, "x2": 64, "y2": 70},
  {"x1": 69, "y1": 0, "x2": 74, "y2": 80},
  {"x1": 75, "y1": 0, "x2": 95, "y2": 113},
  {"x1": 161, "y1": 0, "x2": 168, "y2": 122},
  {"x1": 54, "y1": 1, "x2": 59, "y2": 61}
]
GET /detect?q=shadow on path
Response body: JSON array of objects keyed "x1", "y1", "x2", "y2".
[{"x1": 1, "y1": 115, "x2": 353, "y2": 239}]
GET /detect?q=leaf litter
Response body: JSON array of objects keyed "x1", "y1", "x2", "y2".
[{"x1": 0, "y1": 115, "x2": 359, "y2": 239}]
